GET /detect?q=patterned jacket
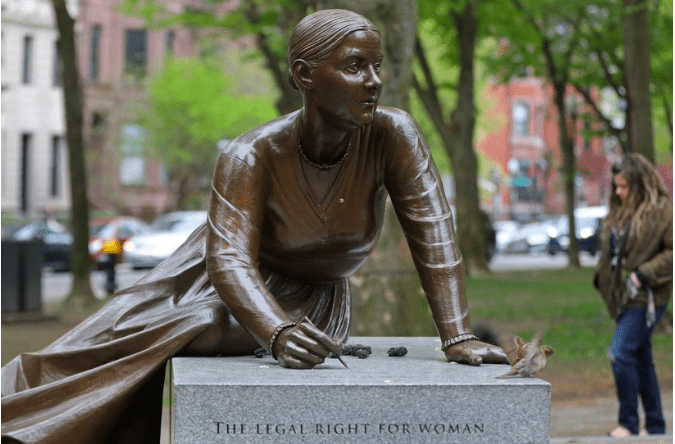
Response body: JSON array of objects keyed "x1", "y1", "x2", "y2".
[{"x1": 594, "y1": 197, "x2": 673, "y2": 319}]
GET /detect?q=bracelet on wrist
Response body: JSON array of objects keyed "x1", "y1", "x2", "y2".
[
  {"x1": 442, "y1": 333, "x2": 479, "y2": 350},
  {"x1": 269, "y1": 321, "x2": 297, "y2": 360}
]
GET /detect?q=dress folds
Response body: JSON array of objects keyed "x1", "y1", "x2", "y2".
[
  {"x1": 2, "y1": 107, "x2": 465, "y2": 443},
  {"x1": 1, "y1": 224, "x2": 350, "y2": 444}
]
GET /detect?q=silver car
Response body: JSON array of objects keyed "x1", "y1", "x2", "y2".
[
  {"x1": 123, "y1": 211, "x2": 207, "y2": 269},
  {"x1": 503, "y1": 220, "x2": 554, "y2": 254}
]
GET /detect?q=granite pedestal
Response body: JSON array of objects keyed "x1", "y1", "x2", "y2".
[{"x1": 170, "y1": 337, "x2": 550, "y2": 444}]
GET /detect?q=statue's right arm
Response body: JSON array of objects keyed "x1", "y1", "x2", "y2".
[
  {"x1": 205, "y1": 147, "x2": 291, "y2": 350},
  {"x1": 204, "y1": 147, "x2": 339, "y2": 367}
]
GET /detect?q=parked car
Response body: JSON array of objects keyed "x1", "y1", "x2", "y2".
[
  {"x1": 89, "y1": 216, "x2": 151, "y2": 267},
  {"x1": 493, "y1": 220, "x2": 521, "y2": 253},
  {"x1": 503, "y1": 220, "x2": 554, "y2": 254},
  {"x1": 546, "y1": 207, "x2": 608, "y2": 256},
  {"x1": 123, "y1": 211, "x2": 207, "y2": 269},
  {"x1": 5, "y1": 219, "x2": 73, "y2": 271}
]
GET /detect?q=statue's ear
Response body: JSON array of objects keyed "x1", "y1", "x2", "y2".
[{"x1": 290, "y1": 59, "x2": 313, "y2": 91}]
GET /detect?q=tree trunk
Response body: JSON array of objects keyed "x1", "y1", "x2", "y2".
[
  {"x1": 623, "y1": 0, "x2": 654, "y2": 162},
  {"x1": 163, "y1": 170, "x2": 202, "y2": 212},
  {"x1": 322, "y1": 0, "x2": 417, "y2": 110},
  {"x1": 451, "y1": 1, "x2": 488, "y2": 276},
  {"x1": 554, "y1": 84, "x2": 580, "y2": 268},
  {"x1": 243, "y1": 0, "x2": 303, "y2": 114},
  {"x1": 52, "y1": 0, "x2": 97, "y2": 309}
]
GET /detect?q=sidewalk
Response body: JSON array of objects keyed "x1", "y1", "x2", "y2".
[
  {"x1": 551, "y1": 436, "x2": 673, "y2": 443},
  {"x1": 550, "y1": 390, "x2": 672, "y2": 443}
]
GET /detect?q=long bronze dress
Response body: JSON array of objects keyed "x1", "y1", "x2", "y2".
[{"x1": 1, "y1": 107, "x2": 470, "y2": 443}]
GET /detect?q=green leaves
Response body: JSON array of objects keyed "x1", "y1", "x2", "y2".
[{"x1": 137, "y1": 56, "x2": 277, "y2": 172}]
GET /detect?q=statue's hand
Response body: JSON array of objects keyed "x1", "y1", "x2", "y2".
[
  {"x1": 274, "y1": 322, "x2": 342, "y2": 369},
  {"x1": 444, "y1": 340, "x2": 508, "y2": 366}
]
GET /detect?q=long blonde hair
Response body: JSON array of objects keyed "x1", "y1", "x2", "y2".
[{"x1": 604, "y1": 153, "x2": 671, "y2": 234}]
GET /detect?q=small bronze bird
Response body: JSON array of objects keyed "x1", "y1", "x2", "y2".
[{"x1": 496, "y1": 331, "x2": 554, "y2": 379}]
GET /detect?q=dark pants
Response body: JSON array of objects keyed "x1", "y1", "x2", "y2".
[{"x1": 608, "y1": 305, "x2": 667, "y2": 435}]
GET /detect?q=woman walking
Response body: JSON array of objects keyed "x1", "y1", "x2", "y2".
[{"x1": 594, "y1": 153, "x2": 672, "y2": 437}]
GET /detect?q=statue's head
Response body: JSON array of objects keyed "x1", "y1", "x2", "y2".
[{"x1": 288, "y1": 9, "x2": 379, "y2": 91}]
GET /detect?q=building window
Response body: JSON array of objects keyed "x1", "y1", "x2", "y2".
[
  {"x1": 575, "y1": 175, "x2": 586, "y2": 203},
  {"x1": 91, "y1": 111, "x2": 108, "y2": 134},
  {"x1": 50, "y1": 136, "x2": 61, "y2": 197},
  {"x1": 22, "y1": 35, "x2": 33, "y2": 84},
  {"x1": 21, "y1": 133, "x2": 32, "y2": 213},
  {"x1": 583, "y1": 116, "x2": 591, "y2": 151},
  {"x1": 165, "y1": 30, "x2": 175, "y2": 56},
  {"x1": 124, "y1": 29, "x2": 147, "y2": 82},
  {"x1": 512, "y1": 101, "x2": 530, "y2": 137},
  {"x1": 509, "y1": 158, "x2": 539, "y2": 202},
  {"x1": 159, "y1": 163, "x2": 170, "y2": 186},
  {"x1": 90, "y1": 25, "x2": 101, "y2": 81},
  {"x1": 53, "y1": 41, "x2": 63, "y2": 87},
  {"x1": 119, "y1": 124, "x2": 145, "y2": 185}
]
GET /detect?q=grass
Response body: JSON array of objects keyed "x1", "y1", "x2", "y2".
[
  {"x1": 467, "y1": 267, "x2": 670, "y2": 360},
  {"x1": 1, "y1": 213, "x2": 30, "y2": 230},
  {"x1": 464, "y1": 267, "x2": 672, "y2": 399},
  {"x1": 2, "y1": 266, "x2": 671, "y2": 402}
]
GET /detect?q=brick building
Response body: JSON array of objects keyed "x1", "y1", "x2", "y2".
[
  {"x1": 477, "y1": 76, "x2": 613, "y2": 222},
  {"x1": 78, "y1": 0, "x2": 221, "y2": 218}
]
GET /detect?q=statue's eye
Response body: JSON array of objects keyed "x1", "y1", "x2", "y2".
[{"x1": 346, "y1": 63, "x2": 360, "y2": 73}]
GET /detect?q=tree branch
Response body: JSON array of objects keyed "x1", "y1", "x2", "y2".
[
  {"x1": 413, "y1": 35, "x2": 446, "y2": 123},
  {"x1": 243, "y1": 2, "x2": 299, "y2": 114},
  {"x1": 591, "y1": 49, "x2": 625, "y2": 99},
  {"x1": 561, "y1": 11, "x2": 585, "y2": 72},
  {"x1": 511, "y1": 0, "x2": 545, "y2": 34},
  {"x1": 571, "y1": 82, "x2": 624, "y2": 139}
]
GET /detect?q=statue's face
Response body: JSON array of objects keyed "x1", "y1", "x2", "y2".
[{"x1": 309, "y1": 29, "x2": 383, "y2": 129}]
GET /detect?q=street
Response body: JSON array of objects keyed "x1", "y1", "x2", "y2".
[
  {"x1": 41, "y1": 252, "x2": 599, "y2": 305},
  {"x1": 489, "y1": 251, "x2": 599, "y2": 271},
  {"x1": 42, "y1": 265, "x2": 150, "y2": 305}
]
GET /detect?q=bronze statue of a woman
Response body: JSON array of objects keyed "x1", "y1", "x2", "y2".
[{"x1": 1, "y1": 9, "x2": 506, "y2": 443}]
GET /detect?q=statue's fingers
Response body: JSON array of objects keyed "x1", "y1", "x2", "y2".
[
  {"x1": 277, "y1": 341, "x2": 324, "y2": 368},
  {"x1": 283, "y1": 339, "x2": 325, "y2": 366},
  {"x1": 277, "y1": 355, "x2": 315, "y2": 369},
  {"x1": 298, "y1": 321, "x2": 342, "y2": 356},
  {"x1": 446, "y1": 344, "x2": 482, "y2": 366},
  {"x1": 293, "y1": 333, "x2": 332, "y2": 358},
  {"x1": 466, "y1": 352, "x2": 482, "y2": 366},
  {"x1": 482, "y1": 346, "x2": 509, "y2": 364}
]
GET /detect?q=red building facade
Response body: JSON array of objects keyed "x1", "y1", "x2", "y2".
[{"x1": 477, "y1": 76, "x2": 613, "y2": 222}]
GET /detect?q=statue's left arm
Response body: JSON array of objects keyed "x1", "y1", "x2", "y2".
[{"x1": 381, "y1": 109, "x2": 507, "y2": 366}]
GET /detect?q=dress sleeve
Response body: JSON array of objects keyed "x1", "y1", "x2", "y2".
[
  {"x1": 205, "y1": 148, "x2": 292, "y2": 349},
  {"x1": 382, "y1": 111, "x2": 472, "y2": 342}
]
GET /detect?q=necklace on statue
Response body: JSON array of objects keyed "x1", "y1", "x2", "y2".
[{"x1": 297, "y1": 135, "x2": 351, "y2": 169}]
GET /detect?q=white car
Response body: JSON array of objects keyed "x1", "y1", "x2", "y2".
[
  {"x1": 503, "y1": 220, "x2": 554, "y2": 254},
  {"x1": 493, "y1": 220, "x2": 520, "y2": 252},
  {"x1": 123, "y1": 211, "x2": 207, "y2": 269}
]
